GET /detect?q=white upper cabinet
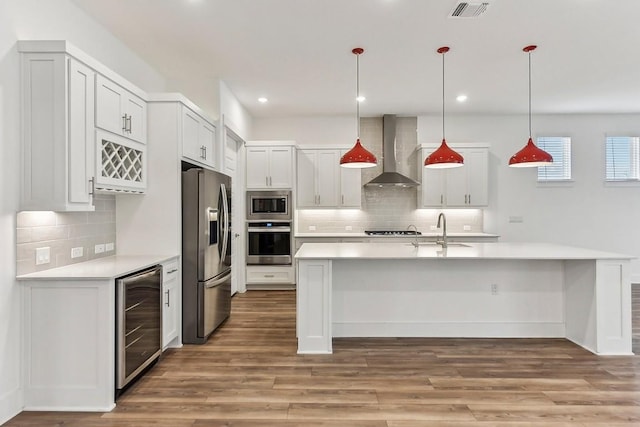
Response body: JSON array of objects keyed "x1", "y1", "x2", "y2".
[
  {"x1": 19, "y1": 41, "x2": 150, "y2": 208},
  {"x1": 181, "y1": 105, "x2": 216, "y2": 169},
  {"x1": 339, "y1": 149, "x2": 362, "y2": 208},
  {"x1": 246, "y1": 143, "x2": 294, "y2": 189},
  {"x1": 297, "y1": 148, "x2": 361, "y2": 208},
  {"x1": 20, "y1": 51, "x2": 96, "y2": 211},
  {"x1": 419, "y1": 144, "x2": 489, "y2": 208},
  {"x1": 96, "y1": 74, "x2": 147, "y2": 144}
]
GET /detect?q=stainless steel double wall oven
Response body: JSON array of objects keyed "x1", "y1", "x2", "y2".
[{"x1": 246, "y1": 190, "x2": 293, "y2": 265}]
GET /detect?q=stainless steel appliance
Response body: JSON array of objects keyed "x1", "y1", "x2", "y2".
[
  {"x1": 247, "y1": 190, "x2": 291, "y2": 221},
  {"x1": 182, "y1": 165, "x2": 232, "y2": 344},
  {"x1": 247, "y1": 221, "x2": 292, "y2": 265},
  {"x1": 116, "y1": 265, "x2": 162, "y2": 393}
]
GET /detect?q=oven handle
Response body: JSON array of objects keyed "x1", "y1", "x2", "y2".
[{"x1": 247, "y1": 227, "x2": 291, "y2": 232}]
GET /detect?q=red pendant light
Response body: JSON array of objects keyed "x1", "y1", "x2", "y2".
[
  {"x1": 509, "y1": 45, "x2": 553, "y2": 167},
  {"x1": 340, "y1": 48, "x2": 377, "y2": 168},
  {"x1": 425, "y1": 46, "x2": 464, "y2": 169}
]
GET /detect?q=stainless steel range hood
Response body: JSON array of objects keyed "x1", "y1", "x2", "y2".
[{"x1": 365, "y1": 115, "x2": 420, "y2": 187}]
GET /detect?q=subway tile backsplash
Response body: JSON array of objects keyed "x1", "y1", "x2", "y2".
[
  {"x1": 296, "y1": 116, "x2": 484, "y2": 234},
  {"x1": 16, "y1": 195, "x2": 116, "y2": 275}
]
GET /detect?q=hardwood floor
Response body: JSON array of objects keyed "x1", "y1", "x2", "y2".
[{"x1": 7, "y1": 290, "x2": 640, "y2": 426}]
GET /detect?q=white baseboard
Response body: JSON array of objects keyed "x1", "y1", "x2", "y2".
[
  {"x1": 0, "y1": 387, "x2": 23, "y2": 425},
  {"x1": 333, "y1": 321, "x2": 566, "y2": 338}
]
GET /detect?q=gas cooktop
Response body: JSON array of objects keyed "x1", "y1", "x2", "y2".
[{"x1": 365, "y1": 230, "x2": 422, "y2": 236}]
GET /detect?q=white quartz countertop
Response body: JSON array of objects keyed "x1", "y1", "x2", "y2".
[
  {"x1": 16, "y1": 254, "x2": 178, "y2": 280},
  {"x1": 295, "y1": 232, "x2": 499, "y2": 238},
  {"x1": 295, "y1": 242, "x2": 634, "y2": 260}
]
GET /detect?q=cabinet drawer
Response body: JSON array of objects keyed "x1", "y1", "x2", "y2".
[{"x1": 246, "y1": 267, "x2": 295, "y2": 284}]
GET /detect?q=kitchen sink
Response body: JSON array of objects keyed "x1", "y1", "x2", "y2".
[{"x1": 406, "y1": 242, "x2": 470, "y2": 248}]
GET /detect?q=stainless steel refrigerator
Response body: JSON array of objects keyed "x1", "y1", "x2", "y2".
[{"x1": 182, "y1": 165, "x2": 232, "y2": 344}]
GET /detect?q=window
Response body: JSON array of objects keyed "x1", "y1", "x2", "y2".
[
  {"x1": 605, "y1": 136, "x2": 640, "y2": 181},
  {"x1": 537, "y1": 136, "x2": 572, "y2": 181}
]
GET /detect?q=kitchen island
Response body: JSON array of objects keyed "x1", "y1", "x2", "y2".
[{"x1": 295, "y1": 242, "x2": 634, "y2": 356}]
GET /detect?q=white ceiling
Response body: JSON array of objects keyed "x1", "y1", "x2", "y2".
[{"x1": 71, "y1": 0, "x2": 640, "y2": 118}]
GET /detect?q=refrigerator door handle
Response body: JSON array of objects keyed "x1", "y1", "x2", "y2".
[
  {"x1": 204, "y1": 270, "x2": 231, "y2": 288},
  {"x1": 220, "y1": 183, "x2": 230, "y2": 262}
]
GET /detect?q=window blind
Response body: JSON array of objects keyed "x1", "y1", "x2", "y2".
[
  {"x1": 605, "y1": 137, "x2": 640, "y2": 181},
  {"x1": 537, "y1": 137, "x2": 571, "y2": 181}
]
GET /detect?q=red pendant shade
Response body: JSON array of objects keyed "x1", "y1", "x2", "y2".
[
  {"x1": 340, "y1": 138, "x2": 377, "y2": 168},
  {"x1": 508, "y1": 45, "x2": 553, "y2": 168},
  {"x1": 340, "y1": 47, "x2": 377, "y2": 168},
  {"x1": 508, "y1": 137, "x2": 553, "y2": 167},
  {"x1": 424, "y1": 139, "x2": 464, "y2": 168},
  {"x1": 424, "y1": 46, "x2": 464, "y2": 169}
]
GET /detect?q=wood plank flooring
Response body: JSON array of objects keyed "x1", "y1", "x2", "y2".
[{"x1": 6, "y1": 290, "x2": 640, "y2": 426}]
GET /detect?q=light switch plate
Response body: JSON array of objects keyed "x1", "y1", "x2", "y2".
[
  {"x1": 105, "y1": 242, "x2": 114, "y2": 251},
  {"x1": 463, "y1": 225, "x2": 471, "y2": 231},
  {"x1": 36, "y1": 247, "x2": 50, "y2": 265},
  {"x1": 345, "y1": 226, "x2": 353, "y2": 231},
  {"x1": 71, "y1": 247, "x2": 83, "y2": 258},
  {"x1": 308, "y1": 225, "x2": 316, "y2": 231},
  {"x1": 95, "y1": 244, "x2": 105, "y2": 254}
]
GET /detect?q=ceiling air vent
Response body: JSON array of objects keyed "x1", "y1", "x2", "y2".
[{"x1": 449, "y1": 1, "x2": 489, "y2": 18}]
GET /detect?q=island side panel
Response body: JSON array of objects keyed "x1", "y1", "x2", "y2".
[
  {"x1": 564, "y1": 260, "x2": 598, "y2": 353},
  {"x1": 297, "y1": 260, "x2": 332, "y2": 354},
  {"x1": 331, "y1": 259, "x2": 565, "y2": 338},
  {"x1": 596, "y1": 259, "x2": 632, "y2": 355}
]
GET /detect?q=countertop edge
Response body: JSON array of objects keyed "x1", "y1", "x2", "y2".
[{"x1": 16, "y1": 254, "x2": 179, "y2": 281}]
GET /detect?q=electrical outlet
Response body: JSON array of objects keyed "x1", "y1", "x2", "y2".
[
  {"x1": 71, "y1": 247, "x2": 83, "y2": 258},
  {"x1": 94, "y1": 244, "x2": 105, "y2": 254},
  {"x1": 35, "y1": 247, "x2": 50, "y2": 265},
  {"x1": 491, "y1": 283, "x2": 498, "y2": 295},
  {"x1": 308, "y1": 225, "x2": 316, "y2": 231},
  {"x1": 105, "y1": 242, "x2": 114, "y2": 251},
  {"x1": 345, "y1": 225, "x2": 353, "y2": 231},
  {"x1": 430, "y1": 225, "x2": 437, "y2": 230},
  {"x1": 463, "y1": 225, "x2": 471, "y2": 231}
]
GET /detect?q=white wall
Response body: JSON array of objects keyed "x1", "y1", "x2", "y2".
[
  {"x1": 0, "y1": 0, "x2": 166, "y2": 423},
  {"x1": 253, "y1": 113, "x2": 640, "y2": 282},
  {"x1": 220, "y1": 81, "x2": 253, "y2": 141}
]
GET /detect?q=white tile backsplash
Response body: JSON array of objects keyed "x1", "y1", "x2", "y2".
[{"x1": 16, "y1": 195, "x2": 117, "y2": 275}]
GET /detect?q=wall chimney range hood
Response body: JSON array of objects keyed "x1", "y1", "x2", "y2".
[{"x1": 365, "y1": 115, "x2": 420, "y2": 187}]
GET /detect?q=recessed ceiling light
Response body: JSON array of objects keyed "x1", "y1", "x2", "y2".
[
  {"x1": 456, "y1": 94, "x2": 468, "y2": 102},
  {"x1": 258, "y1": 97, "x2": 268, "y2": 103},
  {"x1": 356, "y1": 95, "x2": 366, "y2": 102}
]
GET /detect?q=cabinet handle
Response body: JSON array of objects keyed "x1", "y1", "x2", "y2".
[
  {"x1": 126, "y1": 115, "x2": 132, "y2": 133},
  {"x1": 468, "y1": 194, "x2": 471, "y2": 204},
  {"x1": 440, "y1": 194, "x2": 443, "y2": 204},
  {"x1": 464, "y1": 194, "x2": 468, "y2": 204},
  {"x1": 88, "y1": 177, "x2": 95, "y2": 196},
  {"x1": 266, "y1": 176, "x2": 269, "y2": 187},
  {"x1": 203, "y1": 146, "x2": 207, "y2": 159},
  {"x1": 269, "y1": 176, "x2": 272, "y2": 186},
  {"x1": 165, "y1": 289, "x2": 170, "y2": 307},
  {"x1": 342, "y1": 195, "x2": 344, "y2": 205},
  {"x1": 122, "y1": 114, "x2": 127, "y2": 132},
  {"x1": 264, "y1": 274, "x2": 275, "y2": 278},
  {"x1": 166, "y1": 268, "x2": 178, "y2": 274}
]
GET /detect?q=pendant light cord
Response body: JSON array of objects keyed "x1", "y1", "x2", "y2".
[
  {"x1": 442, "y1": 49, "x2": 446, "y2": 141},
  {"x1": 528, "y1": 49, "x2": 532, "y2": 138},
  {"x1": 356, "y1": 51, "x2": 360, "y2": 139}
]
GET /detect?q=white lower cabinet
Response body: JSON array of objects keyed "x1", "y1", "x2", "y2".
[
  {"x1": 161, "y1": 258, "x2": 180, "y2": 349},
  {"x1": 419, "y1": 144, "x2": 489, "y2": 208},
  {"x1": 246, "y1": 265, "x2": 295, "y2": 286},
  {"x1": 21, "y1": 278, "x2": 116, "y2": 411}
]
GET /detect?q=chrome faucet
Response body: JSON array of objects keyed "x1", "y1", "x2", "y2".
[
  {"x1": 407, "y1": 224, "x2": 419, "y2": 248},
  {"x1": 436, "y1": 213, "x2": 447, "y2": 248}
]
